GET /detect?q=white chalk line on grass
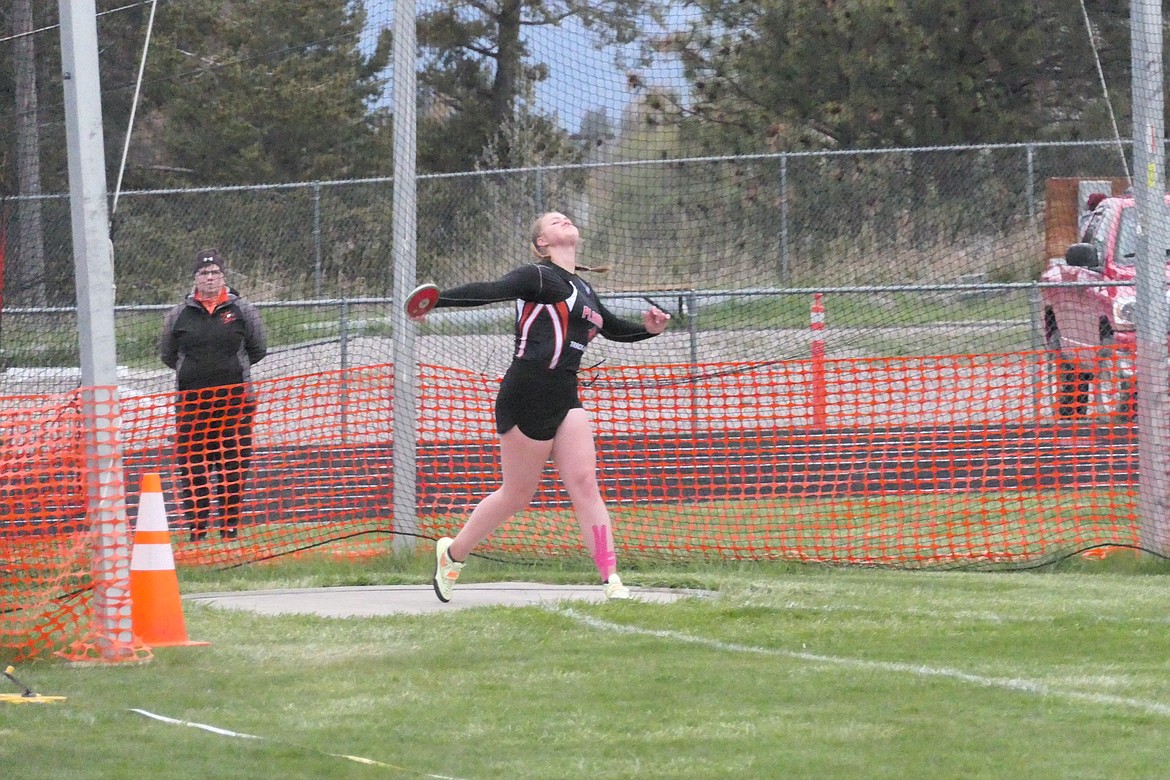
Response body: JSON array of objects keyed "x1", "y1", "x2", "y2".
[
  {"x1": 129, "y1": 709, "x2": 469, "y2": 779},
  {"x1": 558, "y1": 609, "x2": 1170, "y2": 718}
]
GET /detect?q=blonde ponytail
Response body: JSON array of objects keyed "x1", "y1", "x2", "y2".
[{"x1": 574, "y1": 263, "x2": 611, "y2": 274}]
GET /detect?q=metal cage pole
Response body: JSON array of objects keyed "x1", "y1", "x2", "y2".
[
  {"x1": 389, "y1": 0, "x2": 420, "y2": 552},
  {"x1": 59, "y1": 0, "x2": 134, "y2": 660},
  {"x1": 1130, "y1": 0, "x2": 1170, "y2": 553}
]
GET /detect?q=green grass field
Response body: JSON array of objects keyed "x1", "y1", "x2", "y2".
[{"x1": 6, "y1": 553, "x2": 1170, "y2": 779}]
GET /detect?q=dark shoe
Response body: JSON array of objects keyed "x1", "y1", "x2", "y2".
[
  {"x1": 221, "y1": 527, "x2": 238, "y2": 540},
  {"x1": 189, "y1": 530, "x2": 207, "y2": 542}
]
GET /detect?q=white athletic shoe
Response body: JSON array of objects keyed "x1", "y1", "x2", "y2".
[
  {"x1": 433, "y1": 537, "x2": 464, "y2": 603},
  {"x1": 602, "y1": 573, "x2": 631, "y2": 600}
]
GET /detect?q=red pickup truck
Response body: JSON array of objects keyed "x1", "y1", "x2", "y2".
[{"x1": 1039, "y1": 193, "x2": 1141, "y2": 417}]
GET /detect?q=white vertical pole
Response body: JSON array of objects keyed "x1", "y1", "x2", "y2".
[
  {"x1": 59, "y1": 0, "x2": 134, "y2": 659},
  {"x1": 1130, "y1": 0, "x2": 1170, "y2": 554},
  {"x1": 390, "y1": 0, "x2": 420, "y2": 550}
]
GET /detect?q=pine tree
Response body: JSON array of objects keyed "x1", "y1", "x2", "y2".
[{"x1": 416, "y1": 0, "x2": 657, "y2": 172}]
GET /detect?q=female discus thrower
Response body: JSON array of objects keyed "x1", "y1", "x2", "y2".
[{"x1": 410, "y1": 212, "x2": 670, "y2": 602}]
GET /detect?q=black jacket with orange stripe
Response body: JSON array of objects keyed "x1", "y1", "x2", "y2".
[{"x1": 159, "y1": 292, "x2": 268, "y2": 391}]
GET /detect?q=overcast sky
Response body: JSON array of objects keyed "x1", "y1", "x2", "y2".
[{"x1": 365, "y1": 3, "x2": 691, "y2": 135}]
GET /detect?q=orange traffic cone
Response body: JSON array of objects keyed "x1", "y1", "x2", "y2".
[{"x1": 130, "y1": 473, "x2": 209, "y2": 648}]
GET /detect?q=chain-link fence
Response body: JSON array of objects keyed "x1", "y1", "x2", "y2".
[
  {"x1": 0, "y1": 281, "x2": 1090, "y2": 400},
  {"x1": 0, "y1": 140, "x2": 1135, "y2": 386}
]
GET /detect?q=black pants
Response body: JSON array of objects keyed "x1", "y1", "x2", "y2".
[{"x1": 174, "y1": 385, "x2": 255, "y2": 539}]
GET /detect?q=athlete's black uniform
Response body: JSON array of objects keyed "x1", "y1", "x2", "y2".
[{"x1": 435, "y1": 262, "x2": 658, "y2": 440}]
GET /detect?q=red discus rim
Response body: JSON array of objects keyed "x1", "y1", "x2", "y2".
[{"x1": 406, "y1": 283, "x2": 439, "y2": 317}]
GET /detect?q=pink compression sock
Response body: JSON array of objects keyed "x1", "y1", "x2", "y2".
[{"x1": 591, "y1": 525, "x2": 617, "y2": 581}]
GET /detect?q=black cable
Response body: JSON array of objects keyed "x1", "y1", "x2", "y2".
[
  {"x1": 5, "y1": 539, "x2": 1167, "y2": 615},
  {"x1": 209, "y1": 529, "x2": 529, "y2": 571}
]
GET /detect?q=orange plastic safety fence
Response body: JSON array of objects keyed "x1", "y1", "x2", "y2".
[
  {"x1": 119, "y1": 365, "x2": 399, "y2": 569},
  {"x1": 0, "y1": 350, "x2": 1145, "y2": 660},
  {"x1": 0, "y1": 391, "x2": 88, "y2": 662},
  {"x1": 421, "y1": 351, "x2": 1139, "y2": 565},
  {"x1": 0, "y1": 389, "x2": 149, "y2": 663}
]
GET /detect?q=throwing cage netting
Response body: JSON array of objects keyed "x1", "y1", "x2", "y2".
[{"x1": 0, "y1": 0, "x2": 1164, "y2": 659}]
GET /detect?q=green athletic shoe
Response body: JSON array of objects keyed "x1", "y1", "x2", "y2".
[
  {"x1": 433, "y1": 537, "x2": 464, "y2": 603},
  {"x1": 602, "y1": 573, "x2": 631, "y2": 600}
]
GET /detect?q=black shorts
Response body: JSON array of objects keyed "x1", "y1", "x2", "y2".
[{"x1": 495, "y1": 361, "x2": 582, "y2": 441}]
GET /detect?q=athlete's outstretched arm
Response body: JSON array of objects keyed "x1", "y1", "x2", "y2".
[
  {"x1": 436, "y1": 265, "x2": 544, "y2": 308},
  {"x1": 596, "y1": 300, "x2": 670, "y2": 342}
]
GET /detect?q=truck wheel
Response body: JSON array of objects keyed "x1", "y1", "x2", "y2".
[
  {"x1": 1097, "y1": 332, "x2": 1136, "y2": 421},
  {"x1": 1055, "y1": 360, "x2": 1091, "y2": 418},
  {"x1": 1117, "y1": 378, "x2": 1136, "y2": 420},
  {"x1": 1046, "y1": 318, "x2": 1090, "y2": 417}
]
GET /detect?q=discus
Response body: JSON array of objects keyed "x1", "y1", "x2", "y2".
[{"x1": 405, "y1": 283, "x2": 440, "y2": 318}]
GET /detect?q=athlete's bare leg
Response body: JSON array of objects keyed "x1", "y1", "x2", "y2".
[
  {"x1": 551, "y1": 408, "x2": 617, "y2": 581},
  {"x1": 448, "y1": 426, "x2": 554, "y2": 561}
]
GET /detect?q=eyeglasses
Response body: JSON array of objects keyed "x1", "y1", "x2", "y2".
[{"x1": 196, "y1": 269, "x2": 224, "y2": 277}]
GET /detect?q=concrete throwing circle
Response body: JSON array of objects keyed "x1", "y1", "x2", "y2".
[{"x1": 186, "y1": 582, "x2": 702, "y2": 618}]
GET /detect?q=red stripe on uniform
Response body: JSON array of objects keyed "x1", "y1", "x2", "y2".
[{"x1": 547, "y1": 301, "x2": 569, "y2": 368}]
